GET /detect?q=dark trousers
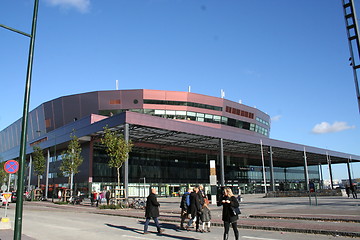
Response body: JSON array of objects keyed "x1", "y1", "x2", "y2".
[
  {"x1": 144, "y1": 217, "x2": 161, "y2": 233},
  {"x1": 180, "y1": 209, "x2": 188, "y2": 228},
  {"x1": 352, "y1": 191, "x2": 358, "y2": 199},
  {"x1": 224, "y1": 221, "x2": 239, "y2": 240}
]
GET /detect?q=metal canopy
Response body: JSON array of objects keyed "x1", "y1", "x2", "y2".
[
  {"x1": 38, "y1": 111, "x2": 358, "y2": 169},
  {"x1": 86, "y1": 111, "x2": 360, "y2": 168},
  {"x1": 126, "y1": 125, "x2": 353, "y2": 168}
]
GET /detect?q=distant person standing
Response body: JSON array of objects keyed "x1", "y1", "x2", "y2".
[
  {"x1": 220, "y1": 187, "x2": 240, "y2": 240},
  {"x1": 144, "y1": 188, "x2": 164, "y2": 235},
  {"x1": 105, "y1": 189, "x2": 111, "y2": 205}
]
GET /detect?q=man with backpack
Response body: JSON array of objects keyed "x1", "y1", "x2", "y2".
[{"x1": 180, "y1": 188, "x2": 192, "y2": 230}]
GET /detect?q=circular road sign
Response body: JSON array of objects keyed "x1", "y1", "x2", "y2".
[{"x1": 4, "y1": 160, "x2": 19, "y2": 174}]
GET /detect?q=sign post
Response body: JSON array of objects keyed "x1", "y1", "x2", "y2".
[{"x1": 2, "y1": 160, "x2": 19, "y2": 223}]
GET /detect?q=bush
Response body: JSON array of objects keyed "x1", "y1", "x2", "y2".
[
  {"x1": 99, "y1": 204, "x2": 121, "y2": 209},
  {"x1": 54, "y1": 201, "x2": 69, "y2": 205}
]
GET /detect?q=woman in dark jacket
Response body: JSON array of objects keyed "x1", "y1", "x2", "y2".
[
  {"x1": 220, "y1": 187, "x2": 240, "y2": 240},
  {"x1": 186, "y1": 187, "x2": 201, "y2": 231},
  {"x1": 144, "y1": 188, "x2": 164, "y2": 234}
]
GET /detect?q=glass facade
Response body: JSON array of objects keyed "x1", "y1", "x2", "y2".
[{"x1": 92, "y1": 144, "x2": 320, "y2": 194}]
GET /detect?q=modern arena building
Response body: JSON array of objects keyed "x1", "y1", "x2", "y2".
[{"x1": 0, "y1": 89, "x2": 359, "y2": 197}]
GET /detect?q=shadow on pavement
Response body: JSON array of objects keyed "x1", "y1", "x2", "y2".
[{"x1": 106, "y1": 223, "x2": 200, "y2": 240}]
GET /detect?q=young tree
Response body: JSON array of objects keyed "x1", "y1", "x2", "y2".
[
  {"x1": 60, "y1": 133, "x2": 83, "y2": 191},
  {"x1": 0, "y1": 161, "x2": 9, "y2": 187},
  {"x1": 32, "y1": 146, "x2": 46, "y2": 188},
  {"x1": 100, "y1": 126, "x2": 133, "y2": 197}
]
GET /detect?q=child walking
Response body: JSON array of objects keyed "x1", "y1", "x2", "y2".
[{"x1": 200, "y1": 202, "x2": 211, "y2": 232}]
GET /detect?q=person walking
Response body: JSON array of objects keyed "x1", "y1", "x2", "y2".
[
  {"x1": 198, "y1": 184, "x2": 206, "y2": 206},
  {"x1": 351, "y1": 184, "x2": 358, "y2": 199},
  {"x1": 186, "y1": 186, "x2": 201, "y2": 232},
  {"x1": 180, "y1": 188, "x2": 191, "y2": 230},
  {"x1": 200, "y1": 201, "x2": 211, "y2": 232},
  {"x1": 144, "y1": 188, "x2": 164, "y2": 235},
  {"x1": 345, "y1": 185, "x2": 351, "y2": 198},
  {"x1": 105, "y1": 189, "x2": 111, "y2": 205},
  {"x1": 220, "y1": 187, "x2": 240, "y2": 240}
]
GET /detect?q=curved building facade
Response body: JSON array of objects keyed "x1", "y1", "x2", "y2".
[{"x1": 0, "y1": 89, "x2": 358, "y2": 197}]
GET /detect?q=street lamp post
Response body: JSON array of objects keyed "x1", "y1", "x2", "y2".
[{"x1": 0, "y1": 1, "x2": 39, "y2": 239}]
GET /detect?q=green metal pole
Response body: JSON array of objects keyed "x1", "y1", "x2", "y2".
[{"x1": 14, "y1": 0, "x2": 39, "y2": 239}]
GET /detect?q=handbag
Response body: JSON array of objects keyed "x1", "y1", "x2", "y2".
[{"x1": 231, "y1": 206, "x2": 241, "y2": 215}]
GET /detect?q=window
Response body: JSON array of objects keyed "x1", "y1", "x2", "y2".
[
  {"x1": 144, "y1": 99, "x2": 222, "y2": 111},
  {"x1": 109, "y1": 99, "x2": 121, "y2": 104},
  {"x1": 175, "y1": 111, "x2": 186, "y2": 120},
  {"x1": 225, "y1": 106, "x2": 254, "y2": 119},
  {"x1": 154, "y1": 109, "x2": 165, "y2": 115},
  {"x1": 204, "y1": 114, "x2": 213, "y2": 123},
  {"x1": 187, "y1": 112, "x2": 196, "y2": 121},
  {"x1": 45, "y1": 119, "x2": 52, "y2": 128},
  {"x1": 213, "y1": 115, "x2": 221, "y2": 123}
]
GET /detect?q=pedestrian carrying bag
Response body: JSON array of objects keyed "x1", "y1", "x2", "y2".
[{"x1": 231, "y1": 206, "x2": 241, "y2": 215}]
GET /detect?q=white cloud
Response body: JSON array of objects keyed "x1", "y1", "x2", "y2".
[
  {"x1": 45, "y1": 0, "x2": 90, "y2": 13},
  {"x1": 311, "y1": 121, "x2": 355, "y2": 134},
  {"x1": 271, "y1": 115, "x2": 282, "y2": 122}
]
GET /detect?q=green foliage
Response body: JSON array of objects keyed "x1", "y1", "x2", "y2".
[
  {"x1": 60, "y1": 133, "x2": 83, "y2": 184},
  {"x1": 32, "y1": 146, "x2": 46, "y2": 187},
  {"x1": 98, "y1": 204, "x2": 122, "y2": 209},
  {"x1": 54, "y1": 201, "x2": 69, "y2": 205},
  {"x1": 100, "y1": 126, "x2": 133, "y2": 190}
]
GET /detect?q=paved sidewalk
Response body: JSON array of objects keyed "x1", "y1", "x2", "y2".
[{"x1": 1, "y1": 194, "x2": 360, "y2": 238}]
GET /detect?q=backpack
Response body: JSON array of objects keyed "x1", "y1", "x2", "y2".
[{"x1": 180, "y1": 192, "x2": 190, "y2": 209}]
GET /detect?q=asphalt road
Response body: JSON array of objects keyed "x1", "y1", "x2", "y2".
[{"x1": 0, "y1": 203, "x2": 356, "y2": 240}]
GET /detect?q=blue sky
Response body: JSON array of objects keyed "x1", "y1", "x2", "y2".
[{"x1": 0, "y1": 0, "x2": 359, "y2": 181}]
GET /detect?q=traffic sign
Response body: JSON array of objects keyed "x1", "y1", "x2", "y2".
[
  {"x1": 2, "y1": 193, "x2": 11, "y2": 200},
  {"x1": 4, "y1": 160, "x2": 19, "y2": 174}
]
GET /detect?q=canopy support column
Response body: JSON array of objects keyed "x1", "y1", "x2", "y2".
[
  {"x1": 124, "y1": 123, "x2": 129, "y2": 198},
  {"x1": 219, "y1": 138, "x2": 225, "y2": 187},
  {"x1": 28, "y1": 155, "x2": 32, "y2": 191},
  {"x1": 303, "y1": 147, "x2": 310, "y2": 191},
  {"x1": 269, "y1": 146, "x2": 275, "y2": 192},
  {"x1": 347, "y1": 156, "x2": 353, "y2": 187},
  {"x1": 327, "y1": 152, "x2": 334, "y2": 189},
  {"x1": 45, "y1": 149, "x2": 50, "y2": 199}
]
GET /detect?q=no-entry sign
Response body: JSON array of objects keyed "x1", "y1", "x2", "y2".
[{"x1": 4, "y1": 160, "x2": 19, "y2": 174}]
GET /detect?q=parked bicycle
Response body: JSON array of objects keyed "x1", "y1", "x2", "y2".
[{"x1": 128, "y1": 198, "x2": 146, "y2": 209}]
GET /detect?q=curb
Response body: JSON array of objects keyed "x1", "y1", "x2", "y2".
[{"x1": 249, "y1": 215, "x2": 360, "y2": 223}]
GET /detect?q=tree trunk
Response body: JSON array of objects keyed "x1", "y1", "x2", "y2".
[
  {"x1": 37, "y1": 175, "x2": 40, "y2": 189},
  {"x1": 117, "y1": 167, "x2": 121, "y2": 196},
  {"x1": 68, "y1": 176, "x2": 71, "y2": 188}
]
